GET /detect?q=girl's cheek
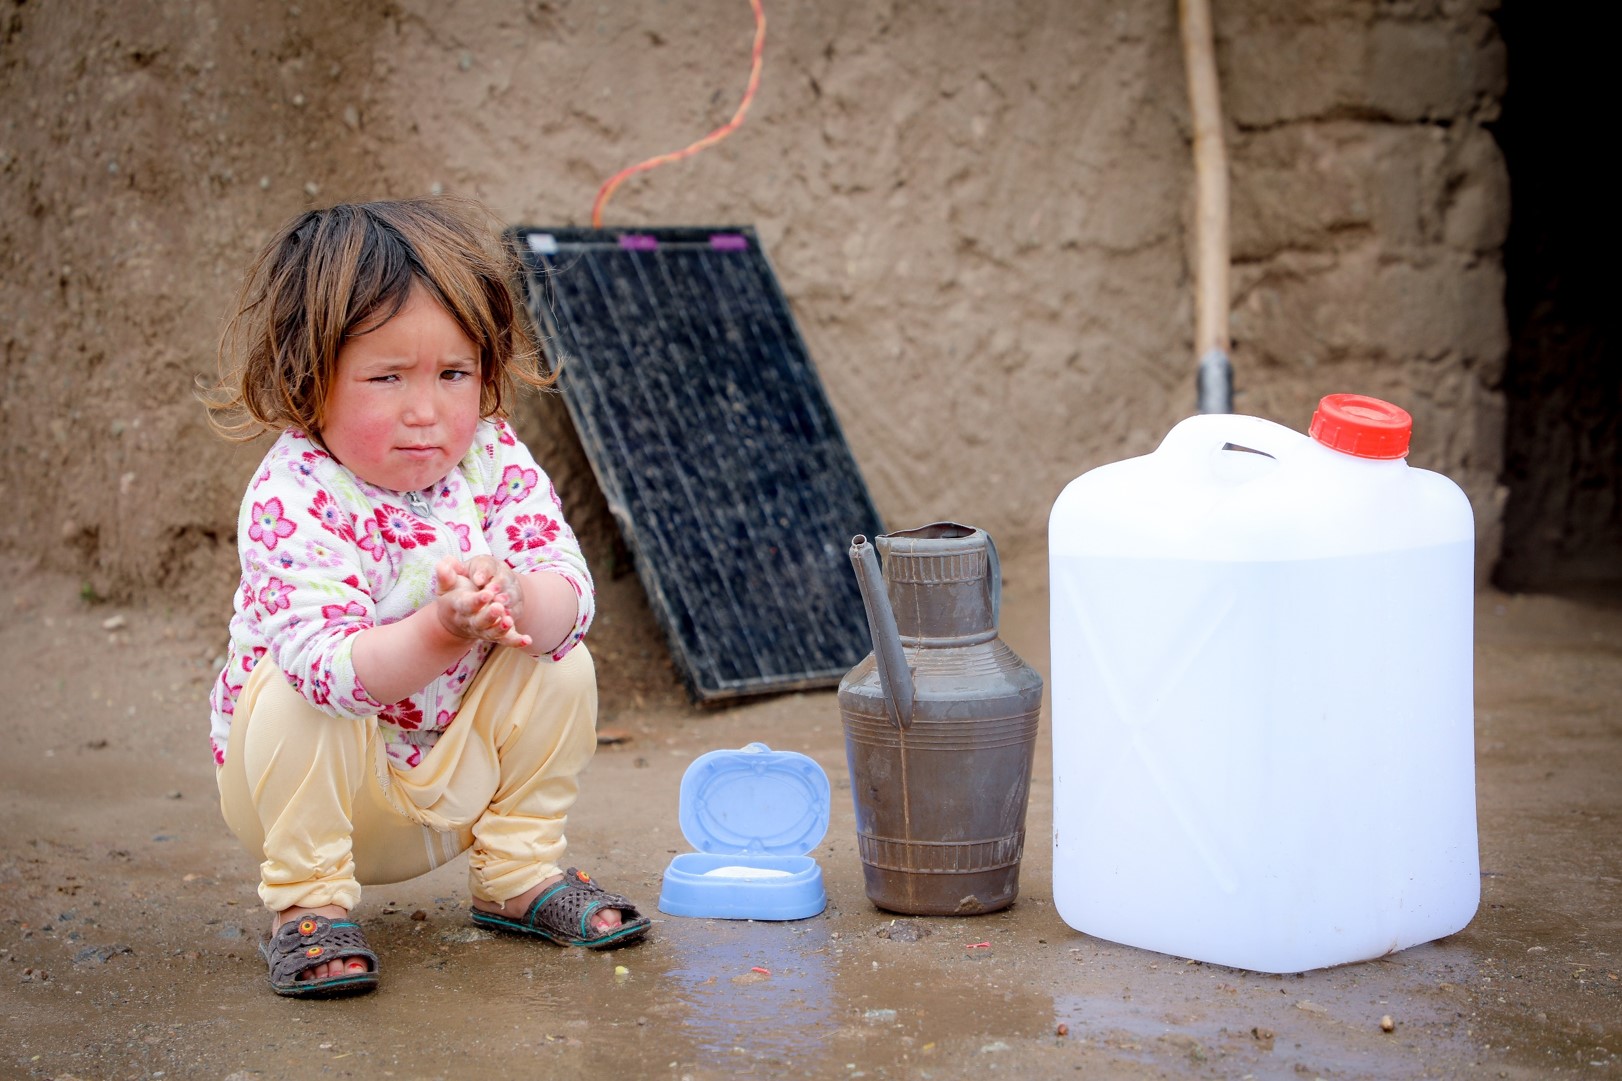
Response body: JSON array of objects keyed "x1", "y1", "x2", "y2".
[{"x1": 340, "y1": 403, "x2": 399, "y2": 447}]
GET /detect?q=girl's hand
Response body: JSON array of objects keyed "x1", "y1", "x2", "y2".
[
  {"x1": 465, "y1": 555, "x2": 526, "y2": 629},
  {"x1": 432, "y1": 557, "x2": 532, "y2": 649}
]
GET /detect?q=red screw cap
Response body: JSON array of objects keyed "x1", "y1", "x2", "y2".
[{"x1": 1309, "y1": 394, "x2": 1412, "y2": 459}]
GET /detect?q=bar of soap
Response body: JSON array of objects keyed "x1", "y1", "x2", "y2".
[{"x1": 703, "y1": 865, "x2": 794, "y2": 879}]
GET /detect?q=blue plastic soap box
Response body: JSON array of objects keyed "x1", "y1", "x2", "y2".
[{"x1": 658, "y1": 742, "x2": 830, "y2": 921}]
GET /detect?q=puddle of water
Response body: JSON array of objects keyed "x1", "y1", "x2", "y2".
[{"x1": 659, "y1": 919, "x2": 840, "y2": 1070}]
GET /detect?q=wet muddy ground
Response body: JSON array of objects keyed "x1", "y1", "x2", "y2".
[{"x1": 2, "y1": 556, "x2": 1618, "y2": 1080}]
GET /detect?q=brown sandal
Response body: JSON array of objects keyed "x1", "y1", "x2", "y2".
[
  {"x1": 260, "y1": 914, "x2": 379, "y2": 998},
  {"x1": 470, "y1": 868, "x2": 651, "y2": 949}
]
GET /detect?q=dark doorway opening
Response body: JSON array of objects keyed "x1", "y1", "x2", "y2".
[{"x1": 1492, "y1": 6, "x2": 1621, "y2": 594}]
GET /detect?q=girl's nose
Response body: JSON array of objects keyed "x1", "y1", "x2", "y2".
[{"x1": 403, "y1": 386, "x2": 437, "y2": 425}]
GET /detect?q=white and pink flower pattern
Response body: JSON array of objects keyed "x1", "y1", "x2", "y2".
[
  {"x1": 374, "y1": 504, "x2": 437, "y2": 549},
  {"x1": 258, "y1": 577, "x2": 294, "y2": 614},
  {"x1": 208, "y1": 418, "x2": 594, "y2": 770},
  {"x1": 248, "y1": 498, "x2": 296, "y2": 550},
  {"x1": 506, "y1": 513, "x2": 560, "y2": 551},
  {"x1": 495, "y1": 463, "x2": 538, "y2": 506},
  {"x1": 309, "y1": 490, "x2": 353, "y2": 539}
]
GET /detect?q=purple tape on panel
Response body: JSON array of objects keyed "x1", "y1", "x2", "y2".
[
  {"x1": 709, "y1": 233, "x2": 749, "y2": 251},
  {"x1": 619, "y1": 234, "x2": 659, "y2": 251}
]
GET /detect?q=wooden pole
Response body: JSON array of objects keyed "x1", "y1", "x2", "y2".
[{"x1": 1179, "y1": 0, "x2": 1233, "y2": 413}]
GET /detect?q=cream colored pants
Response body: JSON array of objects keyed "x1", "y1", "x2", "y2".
[{"x1": 217, "y1": 644, "x2": 597, "y2": 914}]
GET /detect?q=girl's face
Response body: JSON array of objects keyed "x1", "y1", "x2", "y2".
[{"x1": 320, "y1": 285, "x2": 483, "y2": 493}]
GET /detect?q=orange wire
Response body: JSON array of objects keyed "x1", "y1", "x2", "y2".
[{"x1": 591, "y1": 0, "x2": 766, "y2": 228}]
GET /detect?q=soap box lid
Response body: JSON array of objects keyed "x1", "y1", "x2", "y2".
[{"x1": 678, "y1": 742, "x2": 831, "y2": 856}]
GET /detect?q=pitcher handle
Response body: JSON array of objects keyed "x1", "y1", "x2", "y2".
[{"x1": 985, "y1": 530, "x2": 1001, "y2": 628}]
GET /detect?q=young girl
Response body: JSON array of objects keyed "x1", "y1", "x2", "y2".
[{"x1": 203, "y1": 197, "x2": 650, "y2": 998}]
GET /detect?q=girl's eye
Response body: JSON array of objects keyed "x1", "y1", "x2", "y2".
[
  {"x1": 442, "y1": 368, "x2": 474, "y2": 382},
  {"x1": 369, "y1": 374, "x2": 399, "y2": 384}
]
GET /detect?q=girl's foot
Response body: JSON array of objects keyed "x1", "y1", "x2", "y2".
[
  {"x1": 471, "y1": 872, "x2": 625, "y2": 935},
  {"x1": 273, "y1": 904, "x2": 371, "y2": 983}
]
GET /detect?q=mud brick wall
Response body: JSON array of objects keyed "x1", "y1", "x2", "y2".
[
  {"x1": 0, "y1": 0, "x2": 1509, "y2": 612},
  {"x1": 1220, "y1": 1, "x2": 1509, "y2": 573}
]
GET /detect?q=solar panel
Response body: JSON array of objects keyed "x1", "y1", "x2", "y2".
[{"x1": 512, "y1": 225, "x2": 884, "y2": 702}]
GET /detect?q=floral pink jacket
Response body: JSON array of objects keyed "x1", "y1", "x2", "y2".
[{"x1": 208, "y1": 418, "x2": 594, "y2": 770}]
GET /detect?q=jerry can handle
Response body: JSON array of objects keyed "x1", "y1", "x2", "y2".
[{"x1": 1155, "y1": 412, "x2": 1306, "y2": 465}]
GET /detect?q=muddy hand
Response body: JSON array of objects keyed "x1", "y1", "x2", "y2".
[
  {"x1": 465, "y1": 555, "x2": 525, "y2": 628},
  {"x1": 434, "y1": 557, "x2": 530, "y2": 648}
]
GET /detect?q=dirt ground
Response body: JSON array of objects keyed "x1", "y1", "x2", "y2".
[{"x1": 2, "y1": 548, "x2": 1618, "y2": 1081}]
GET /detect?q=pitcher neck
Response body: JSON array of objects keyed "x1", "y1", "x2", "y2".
[
  {"x1": 878, "y1": 533, "x2": 999, "y2": 640},
  {"x1": 888, "y1": 586, "x2": 997, "y2": 639}
]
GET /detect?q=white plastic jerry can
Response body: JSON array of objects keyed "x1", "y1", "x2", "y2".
[{"x1": 1048, "y1": 394, "x2": 1479, "y2": 973}]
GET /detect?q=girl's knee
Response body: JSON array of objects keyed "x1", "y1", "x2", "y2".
[
  {"x1": 549, "y1": 644, "x2": 597, "y2": 700},
  {"x1": 490, "y1": 644, "x2": 597, "y2": 757},
  {"x1": 494, "y1": 642, "x2": 596, "y2": 713}
]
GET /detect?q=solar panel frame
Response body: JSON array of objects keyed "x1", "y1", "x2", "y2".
[{"x1": 511, "y1": 225, "x2": 884, "y2": 702}]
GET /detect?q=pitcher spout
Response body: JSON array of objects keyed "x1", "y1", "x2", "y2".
[{"x1": 849, "y1": 534, "x2": 915, "y2": 729}]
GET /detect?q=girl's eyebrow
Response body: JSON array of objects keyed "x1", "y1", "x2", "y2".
[
  {"x1": 350, "y1": 357, "x2": 414, "y2": 375},
  {"x1": 353, "y1": 354, "x2": 478, "y2": 372}
]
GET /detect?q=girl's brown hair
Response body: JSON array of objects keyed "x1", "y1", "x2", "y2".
[{"x1": 203, "y1": 195, "x2": 552, "y2": 441}]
